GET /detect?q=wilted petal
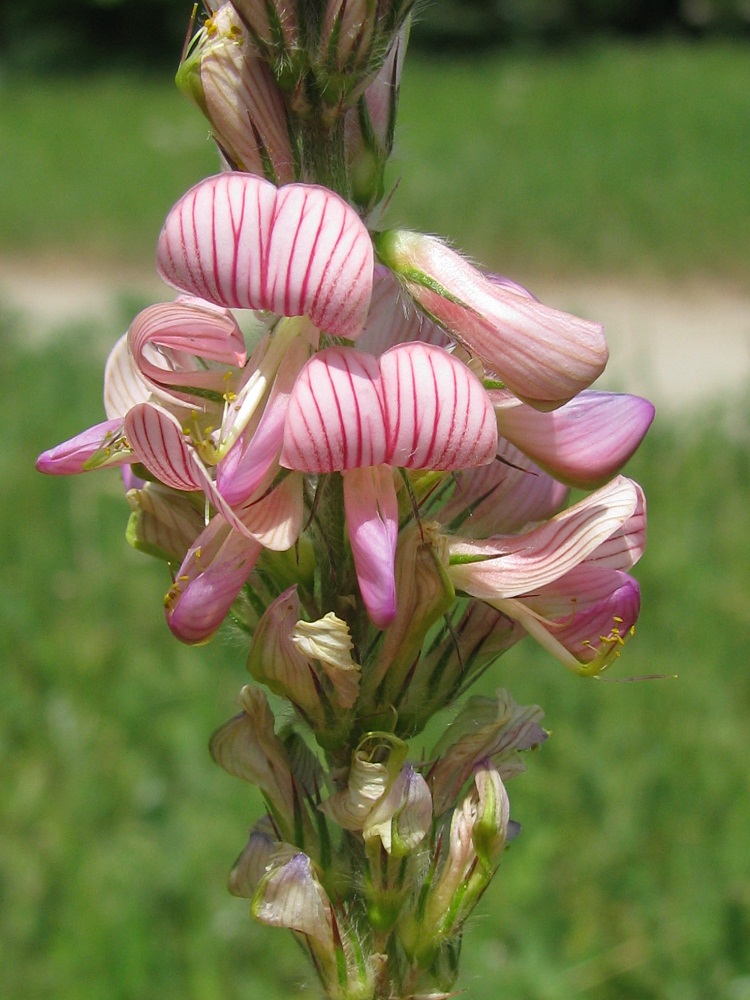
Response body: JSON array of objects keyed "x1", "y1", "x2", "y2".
[
  {"x1": 492, "y1": 390, "x2": 656, "y2": 489},
  {"x1": 252, "y1": 853, "x2": 334, "y2": 955},
  {"x1": 320, "y1": 732, "x2": 408, "y2": 830},
  {"x1": 381, "y1": 342, "x2": 498, "y2": 470},
  {"x1": 364, "y1": 765, "x2": 432, "y2": 856},
  {"x1": 157, "y1": 173, "x2": 373, "y2": 338},
  {"x1": 429, "y1": 689, "x2": 546, "y2": 816},
  {"x1": 343, "y1": 465, "x2": 399, "y2": 628},
  {"x1": 165, "y1": 514, "x2": 262, "y2": 643},
  {"x1": 36, "y1": 419, "x2": 130, "y2": 475}
]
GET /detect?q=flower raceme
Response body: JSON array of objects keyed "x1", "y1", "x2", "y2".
[{"x1": 38, "y1": 170, "x2": 650, "y2": 655}]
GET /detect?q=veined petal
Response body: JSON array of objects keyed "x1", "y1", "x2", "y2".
[
  {"x1": 165, "y1": 514, "x2": 262, "y2": 644},
  {"x1": 157, "y1": 173, "x2": 373, "y2": 338},
  {"x1": 217, "y1": 333, "x2": 310, "y2": 503},
  {"x1": 103, "y1": 334, "x2": 150, "y2": 419},
  {"x1": 375, "y1": 230, "x2": 607, "y2": 409},
  {"x1": 356, "y1": 265, "x2": 449, "y2": 355},
  {"x1": 343, "y1": 465, "x2": 399, "y2": 628},
  {"x1": 495, "y1": 565, "x2": 641, "y2": 674},
  {"x1": 447, "y1": 476, "x2": 641, "y2": 598},
  {"x1": 36, "y1": 419, "x2": 131, "y2": 475},
  {"x1": 124, "y1": 402, "x2": 212, "y2": 493},
  {"x1": 281, "y1": 347, "x2": 387, "y2": 471},
  {"x1": 492, "y1": 390, "x2": 656, "y2": 489},
  {"x1": 439, "y1": 439, "x2": 568, "y2": 536},
  {"x1": 128, "y1": 297, "x2": 246, "y2": 401},
  {"x1": 380, "y1": 342, "x2": 498, "y2": 470}
]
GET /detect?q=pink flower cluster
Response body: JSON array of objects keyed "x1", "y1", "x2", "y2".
[{"x1": 38, "y1": 166, "x2": 652, "y2": 674}]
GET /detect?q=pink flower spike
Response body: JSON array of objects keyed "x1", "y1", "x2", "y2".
[
  {"x1": 380, "y1": 342, "x2": 498, "y2": 470},
  {"x1": 375, "y1": 230, "x2": 608, "y2": 409},
  {"x1": 343, "y1": 465, "x2": 399, "y2": 628},
  {"x1": 492, "y1": 390, "x2": 656, "y2": 489},
  {"x1": 36, "y1": 419, "x2": 130, "y2": 475},
  {"x1": 157, "y1": 173, "x2": 374, "y2": 338},
  {"x1": 165, "y1": 515, "x2": 262, "y2": 644}
]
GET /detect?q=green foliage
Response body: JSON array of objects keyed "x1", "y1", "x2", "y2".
[
  {"x1": 2, "y1": 42, "x2": 749, "y2": 282},
  {"x1": 2, "y1": 306, "x2": 750, "y2": 998}
]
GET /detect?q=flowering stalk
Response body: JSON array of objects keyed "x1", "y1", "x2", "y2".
[{"x1": 37, "y1": 4, "x2": 654, "y2": 998}]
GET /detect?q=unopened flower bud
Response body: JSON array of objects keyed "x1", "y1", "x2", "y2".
[
  {"x1": 374, "y1": 228, "x2": 608, "y2": 410},
  {"x1": 230, "y1": 0, "x2": 301, "y2": 88},
  {"x1": 125, "y1": 482, "x2": 204, "y2": 563},
  {"x1": 210, "y1": 685, "x2": 314, "y2": 847},
  {"x1": 177, "y1": 4, "x2": 295, "y2": 181}
]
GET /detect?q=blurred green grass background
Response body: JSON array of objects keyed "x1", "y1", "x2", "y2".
[{"x1": 2, "y1": 39, "x2": 750, "y2": 1000}]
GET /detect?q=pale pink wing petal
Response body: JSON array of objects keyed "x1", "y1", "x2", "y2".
[
  {"x1": 440, "y1": 439, "x2": 568, "y2": 536},
  {"x1": 217, "y1": 334, "x2": 310, "y2": 505},
  {"x1": 233, "y1": 472, "x2": 304, "y2": 551},
  {"x1": 157, "y1": 173, "x2": 373, "y2": 337},
  {"x1": 586, "y1": 480, "x2": 647, "y2": 570},
  {"x1": 493, "y1": 390, "x2": 656, "y2": 489},
  {"x1": 103, "y1": 334, "x2": 150, "y2": 419},
  {"x1": 380, "y1": 342, "x2": 498, "y2": 470},
  {"x1": 280, "y1": 347, "x2": 387, "y2": 472},
  {"x1": 36, "y1": 419, "x2": 130, "y2": 475},
  {"x1": 447, "y1": 476, "x2": 640, "y2": 598},
  {"x1": 165, "y1": 515, "x2": 262, "y2": 644},
  {"x1": 343, "y1": 466, "x2": 399, "y2": 628}
]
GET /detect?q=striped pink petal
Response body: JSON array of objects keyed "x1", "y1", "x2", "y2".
[
  {"x1": 103, "y1": 334, "x2": 150, "y2": 419},
  {"x1": 492, "y1": 390, "x2": 656, "y2": 489},
  {"x1": 157, "y1": 173, "x2": 373, "y2": 338},
  {"x1": 447, "y1": 476, "x2": 642, "y2": 599},
  {"x1": 128, "y1": 297, "x2": 246, "y2": 401},
  {"x1": 217, "y1": 335, "x2": 310, "y2": 505},
  {"x1": 439, "y1": 439, "x2": 568, "y2": 536},
  {"x1": 343, "y1": 466, "x2": 399, "y2": 628},
  {"x1": 165, "y1": 515, "x2": 262, "y2": 644},
  {"x1": 376, "y1": 230, "x2": 608, "y2": 409},
  {"x1": 124, "y1": 403, "x2": 213, "y2": 493},
  {"x1": 381, "y1": 342, "x2": 498, "y2": 470},
  {"x1": 280, "y1": 347, "x2": 387, "y2": 472}
]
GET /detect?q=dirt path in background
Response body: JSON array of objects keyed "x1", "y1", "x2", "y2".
[{"x1": 2, "y1": 257, "x2": 748, "y2": 414}]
